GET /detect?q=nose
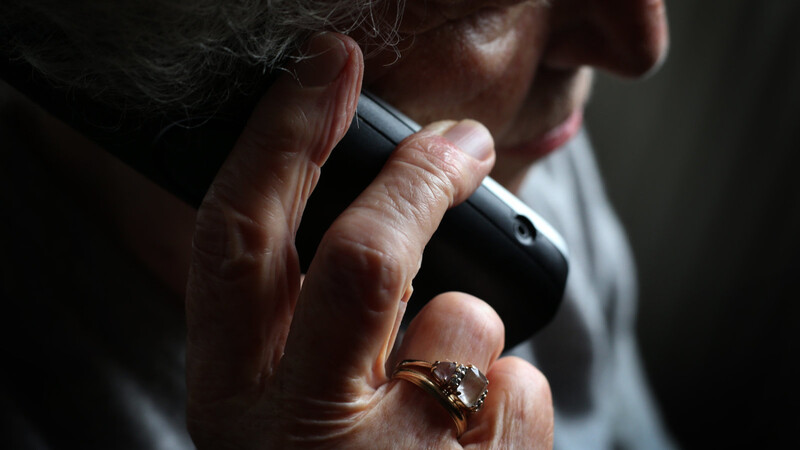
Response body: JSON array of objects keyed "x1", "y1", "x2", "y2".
[{"x1": 545, "y1": 0, "x2": 669, "y2": 78}]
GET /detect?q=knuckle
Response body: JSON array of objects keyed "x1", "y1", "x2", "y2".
[
  {"x1": 465, "y1": 296, "x2": 505, "y2": 343},
  {"x1": 483, "y1": 357, "x2": 553, "y2": 448},
  {"x1": 519, "y1": 360, "x2": 554, "y2": 415},
  {"x1": 192, "y1": 195, "x2": 287, "y2": 284},
  {"x1": 494, "y1": 357, "x2": 553, "y2": 407},
  {"x1": 524, "y1": 362, "x2": 553, "y2": 405},
  {"x1": 492, "y1": 357, "x2": 554, "y2": 445},
  {"x1": 394, "y1": 136, "x2": 471, "y2": 207},
  {"x1": 430, "y1": 294, "x2": 505, "y2": 350},
  {"x1": 513, "y1": 357, "x2": 551, "y2": 393},
  {"x1": 376, "y1": 169, "x2": 439, "y2": 236},
  {"x1": 316, "y1": 226, "x2": 409, "y2": 313},
  {"x1": 372, "y1": 136, "x2": 471, "y2": 235},
  {"x1": 241, "y1": 102, "x2": 311, "y2": 155}
]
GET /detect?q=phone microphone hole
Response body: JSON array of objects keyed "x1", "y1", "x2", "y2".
[{"x1": 513, "y1": 215, "x2": 537, "y2": 245}]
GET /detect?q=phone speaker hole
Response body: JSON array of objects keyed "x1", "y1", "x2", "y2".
[{"x1": 513, "y1": 215, "x2": 537, "y2": 245}]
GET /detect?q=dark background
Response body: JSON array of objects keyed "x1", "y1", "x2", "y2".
[{"x1": 586, "y1": 1, "x2": 800, "y2": 447}]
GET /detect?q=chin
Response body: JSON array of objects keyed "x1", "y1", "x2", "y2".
[{"x1": 496, "y1": 67, "x2": 592, "y2": 154}]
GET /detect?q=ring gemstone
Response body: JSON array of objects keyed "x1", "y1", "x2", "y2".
[
  {"x1": 433, "y1": 361, "x2": 458, "y2": 385},
  {"x1": 432, "y1": 361, "x2": 488, "y2": 410},
  {"x1": 458, "y1": 366, "x2": 489, "y2": 408}
]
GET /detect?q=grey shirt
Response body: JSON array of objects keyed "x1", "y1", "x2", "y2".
[{"x1": 510, "y1": 130, "x2": 675, "y2": 449}]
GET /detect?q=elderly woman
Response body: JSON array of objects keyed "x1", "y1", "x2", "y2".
[{"x1": 1, "y1": 0, "x2": 671, "y2": 448}]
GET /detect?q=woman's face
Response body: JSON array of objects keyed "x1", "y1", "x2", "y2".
[{"x1": 364, "y1": 0, "x2": 669, "y2": 185}]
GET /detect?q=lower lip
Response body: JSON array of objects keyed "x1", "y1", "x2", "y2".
[{"x1": 505, "y1": 109, "x2": 584, "y2": 159}]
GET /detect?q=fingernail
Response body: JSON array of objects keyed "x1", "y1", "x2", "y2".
[
  {"x1": 293, "y1": 33, "x2": 349, "y2": 87},
  {"x1": 442, "y1": 120, "x2": 493, "y2": 161}
]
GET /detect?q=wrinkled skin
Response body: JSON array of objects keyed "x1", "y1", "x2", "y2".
[
  {"x1": 186, "y1": 34, "x2": 553, "y2": 448},
  {"x1": 367, "y1": 0, "x2": 668, "y2": 186},
  {"x1": 184, "y1": 0, "x2": 668, "y2": 447}
]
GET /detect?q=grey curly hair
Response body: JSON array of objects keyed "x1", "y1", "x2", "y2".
[{"x1": 0, "y1": 0, "x2": 403, "y2": 115}]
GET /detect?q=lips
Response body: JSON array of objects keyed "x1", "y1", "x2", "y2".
[{"x1": 503, "y1": 108, "x2": 584, "y2": 159}]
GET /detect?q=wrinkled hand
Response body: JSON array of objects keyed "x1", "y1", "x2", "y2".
[{"x1": 185, "y1": 33, "x2": 553, "y2": 449}]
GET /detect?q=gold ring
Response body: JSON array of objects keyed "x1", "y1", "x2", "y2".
[{"x1": 391, "y1": 360, "x2": 489, "y2": 438}]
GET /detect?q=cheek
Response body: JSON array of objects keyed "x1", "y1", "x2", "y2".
[{"x1": 365, "y1": 5, "x2": 549, "y2": 136}]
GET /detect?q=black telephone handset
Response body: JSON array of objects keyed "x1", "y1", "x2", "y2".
[{"x1": 2, "y1": 58, "x2": 568, "y2": 347}]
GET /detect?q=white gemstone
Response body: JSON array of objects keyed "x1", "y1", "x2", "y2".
[{"x1": 457, "y1": 366, "x2": 488, "y2": 407}]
